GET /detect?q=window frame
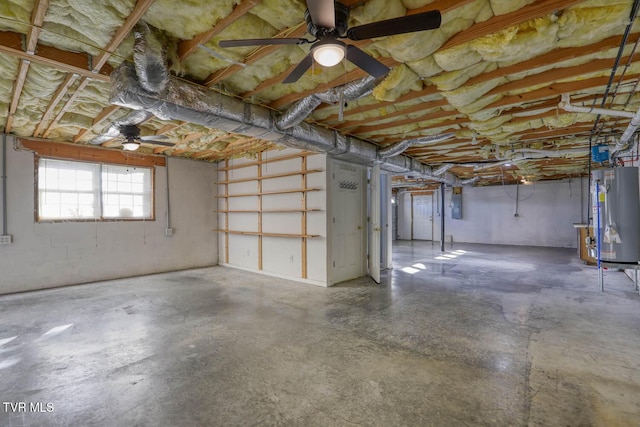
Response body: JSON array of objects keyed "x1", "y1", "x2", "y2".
[{"x1": 35, "y1": 156, "x2": 156, "y2": 223}]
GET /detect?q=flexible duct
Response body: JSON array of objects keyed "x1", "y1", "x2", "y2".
[
  {"x1": 276, "y1": 75, "x2": 378, "y2": 129},
  {"x1": 376, "y1": 133, "x2": 455, "y2": 161},
  {"x1": 133, "y1": 23, "x2": 169, "y2": 94},
  {"x1": 110, "y1": 62, "x2": 460, "y2": 184},
  {"x1": 559, "y1": 94, "x2": 636, "y2": 119},
  {"x1": 432, "y1": 164, "x2": 454, "y2": 176},
  {"x1": 89, "y1": 110, "x2": 155, "y2": 145},
  {"x1": 460, "y1": 176, "x2": 480, "y2": 185}
]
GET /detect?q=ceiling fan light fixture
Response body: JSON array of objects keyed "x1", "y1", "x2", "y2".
[
  {"x1": 122, "y1": 140, "x2": 140, "y2": 151},
  {"x1": 312, "y1": 39, "x2": 346, "y2": 67}
]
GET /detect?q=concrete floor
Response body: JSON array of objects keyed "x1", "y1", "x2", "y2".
[{"x1": 1, "y1": 242, "x2": 639, "y2": 426}]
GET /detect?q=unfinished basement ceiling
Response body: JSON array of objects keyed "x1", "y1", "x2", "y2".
[{"x1": 0, "y1": 0, "x2": 639, "y2": 185}]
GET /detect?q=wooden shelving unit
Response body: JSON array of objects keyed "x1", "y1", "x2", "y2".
[
  {"x1": 215, "y1": 188, "x2": 320, "y2": 198},
  {"x1": 216, "y1": 151, "x2": 323, "y2": 279},
  {"x1": 214, "y1": 209, "x2": 322, "y2": 213}
]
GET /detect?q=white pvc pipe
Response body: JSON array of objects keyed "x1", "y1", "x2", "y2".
[{"x1": 559, "y1": 94, "x2": 636, "y2": 118}]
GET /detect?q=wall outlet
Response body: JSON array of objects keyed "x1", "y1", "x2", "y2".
[
  {"x1": 165, "y1": 228, "x2": 173, "y2": 236},
  {"x1": 0, "y1": 235, "x2": 13, "y2": 245}
]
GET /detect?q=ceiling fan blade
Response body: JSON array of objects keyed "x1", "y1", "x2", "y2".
[
  {"x1": 219, "y1": 38, "x2": 310, "y2": 48},
  {"x1": 283, "y1": 54, "x2": 314, "y2": 83},
  {"x1": 139, "y1": 134, "x2": 168, "y2": 141},
  {"x1": 143, "y1": 140, "x2": 175, "y2": 147},
  {"x1": 345, "y1": 45, "x2": 390, "y2": 78},
  {"x1": 306, "y1": 0, "x2": 335, "y2": 29},
  {"x1": 346, "y1": 10, "x2": 441, "y2": 41}
]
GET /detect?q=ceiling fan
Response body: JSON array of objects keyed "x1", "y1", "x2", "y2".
[
  {"x1": 118, "y1": 124, "x2": 175, "y2": 151},
  {"x1": 219, "y1": 0, "x2": 441, "y2": 83}
]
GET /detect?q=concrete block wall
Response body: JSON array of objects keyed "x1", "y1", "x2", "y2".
[
  {"x1": 0, "y1": 137, "x2": 218, "y2": 295},
  {"x1": 434, "y1": 178, "x2": 585, "y2": 248}
]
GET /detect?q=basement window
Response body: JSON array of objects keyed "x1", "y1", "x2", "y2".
[{"x1": 37, "y1": 158, "x2": 154, "y2": 221}]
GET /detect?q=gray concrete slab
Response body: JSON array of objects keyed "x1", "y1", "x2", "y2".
[{"x1": 0, "y1": 242, "x2": 639, "y2": 426}]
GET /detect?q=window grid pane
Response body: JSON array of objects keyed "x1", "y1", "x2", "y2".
[
  {"x1": 101, "y1": 164, "x2": 152, "y2": 219},
  {"x1": 38, "y1": 158, "x2": 153, "y2": 221}
]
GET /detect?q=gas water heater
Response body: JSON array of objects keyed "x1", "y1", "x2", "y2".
[{"x1": 591, "y1": 167, "x2": 640, "y2": 263}]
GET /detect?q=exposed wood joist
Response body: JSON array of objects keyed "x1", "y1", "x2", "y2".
[
  {"x1": 0, "y1": 31, "x2": 111, "y2": 81},
  {"x1": 92, "y1": 0, "x2": 157, "y2": 72},
  {"x1": 329, "y1": 34, "x2": 638, "y2": 131},
  {"x1": 73, "y1": 105, "x2": 121, "y2": 143},
  {"x1": 32, "y1": 73, "x2": 80, "y2": 138},
  {"x1": 441, "y1": 0, "x2": 585, "y2": 51},
  {"x1": 6, "y1": 0, "x2": 49, "y2": 133},
  {"x1": 5, "y1": 59, "x2": 30, "y2": 133},
  {"x1": 42, "y1": 77, "x2": 91, "y2": 138},
  {"x1": 178, "y1": 0, "x2": 263, "y2": 61},
  {"x1": 268, "y1": 0, "x2": 585, "y2": 111},
  {"x1": 26, "y1": 0, "x2": 49, "y2": 53},
  {"x1": 374, "y1": 71, "x2": 640, "y2": 143}
]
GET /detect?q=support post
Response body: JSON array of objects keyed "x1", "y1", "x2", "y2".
[{"x1": 440, "y1": 183, "x2": 445, "y2": 252}]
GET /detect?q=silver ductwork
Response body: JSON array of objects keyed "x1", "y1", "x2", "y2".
[
  {"x1": 377, "y1": 133, "x2": 455, "y2": 161},
  {"x1": 133, "y1": 23, "x2": 169, "y2": 94},
  {"x1": 89, "y1": 110, "x2": 155, "y2": 145},
  {"x1": 110, "y1": 62, "x2": 459, "y2": 183},
  {"x1": 460, "y1": 176, "x2": 480, "y2": 185},
  {"x1": 432, "y1": 164, "x2": 454, "y2": 176},
  {"x1": 275, "y1": 75, "x2": 378, "y2": 129}
]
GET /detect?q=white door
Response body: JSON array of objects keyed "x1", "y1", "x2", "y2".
[
  {"x1": 332, "y1": 161, "x2": 365, "y2": 283},
  {"x1": 369, "y1": 164, "x2": 381, "y2": 283},
  {"x1": 412, "y1": 195, "x2": 433, "y2": 240}
]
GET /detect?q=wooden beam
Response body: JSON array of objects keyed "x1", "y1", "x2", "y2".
[
  {"x1": 0, "y1": 31, "x2": 111, "y2": 81},
  {"x1": 179, "y1": 0, "x2": 262, "y2": 61},
  {"x1": 466, "y1": 32, "x2": 640, "y2": 89},
  {"x1": 5, "y1": 59, "x2": 30, "y2": 133},
  {"x1": 26, "y1": 0, "x2": 49, "y2": 53},
  {"x1": 92, "y1": 0, "x2": 157, "y2": 72},
  {"x1": 19, "y1": 138, "x2": 166, "y2": 167},
  {"x1": 485, "y1": 55, "x2": 635, "y2": 98},
  {"x1": 43, "y1": 77, "x2": 91, "y2": 138},
  {"x1": 33, "y1": 73, "x2": 79, "y2": 137},
  {"x1": 441, "y1": 0, "x2": 585, "y2": 51}
]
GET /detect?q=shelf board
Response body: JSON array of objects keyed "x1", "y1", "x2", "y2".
[
  {"x1": 212, "y1": 230, "x2": 319, "y2": 238},
  {"x1": 217, "y1": 151, "x2": 318, "y2": 171},
  {"x1": 214, "y1": 209, "x2": 322, "y2": 213},
  {"x1": 216, "y1": 188, "x2": 321, "y2": 198},
  {"x1": 217, "y1": 168, "x2": 323, "y2": 184}
]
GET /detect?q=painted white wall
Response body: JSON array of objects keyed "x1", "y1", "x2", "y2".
[
  {"x1": 218, "y1": 148, "x2": 327, "y2": 286},
  {"x1": 433, "y1": 179, "x2": 584, "y2": 248},
  {"x1": 0, "y1": 137, "x2": 218, "y2": 295},
  {"x1": 397, "y1": 191, "x2": 412, "y2": 240}
]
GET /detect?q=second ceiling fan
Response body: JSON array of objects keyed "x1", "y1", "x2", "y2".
[{"x1": 219, "y1": 0, "x2": 441, "y2": 83}]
